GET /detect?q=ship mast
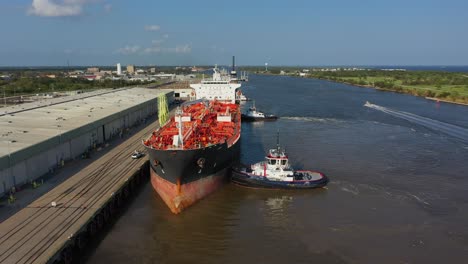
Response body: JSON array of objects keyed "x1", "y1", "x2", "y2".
[{"x1": 276, "y1": 130, "x2": 280, "y2": 153}]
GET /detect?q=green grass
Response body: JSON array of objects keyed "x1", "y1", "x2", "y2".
[
  {"x1": 400, "y1": 84, "x2": 468, "y2": 97},
  {"x1": 308, "y1": 71, "x2": 468, "y2": 104}
]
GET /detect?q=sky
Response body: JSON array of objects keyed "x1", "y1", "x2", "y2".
[{"x1": 0, "y1": 0, "x2": 467, "y2": 66}]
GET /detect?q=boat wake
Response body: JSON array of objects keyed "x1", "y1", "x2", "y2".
[
  {"x1": 281, "y1": 116, "x2": 343, "y2": 123},
  {"x1": 341, "y1": 186, "x2": 360, "y2": 195},
  {"x1": 407, "y1": 193, "x2": 431, "y2": 206},
  {"x1": 364, "y1": 102, "x2": 468, "y2": 143},
  {"x1": 337, "y1": 181, "x2": 434, "y2": 208}
]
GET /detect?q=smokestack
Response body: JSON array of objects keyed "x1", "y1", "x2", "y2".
[{"x1": 232, "y1": 56, "x2": 235, "y2": 72}]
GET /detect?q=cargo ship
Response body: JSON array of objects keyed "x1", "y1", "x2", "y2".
[{"x1": 143, "y1": 65, "x2": 242, "y2": 214}]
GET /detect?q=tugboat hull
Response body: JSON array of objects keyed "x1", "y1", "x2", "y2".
[
  {"x1": 231, "y1": 167, "x2": 328, "y2": 189},
  {"x1": 241, "y1": 114, "x2": 278, "y2": 122}
]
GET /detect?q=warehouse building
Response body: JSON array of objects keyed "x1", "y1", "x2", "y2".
[{"x1": 0, "y1": 87, "x2": 173, "y2": 197}]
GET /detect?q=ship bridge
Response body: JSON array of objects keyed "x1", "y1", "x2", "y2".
[{"x1": 190, "y1": 66, "x2": 241, "y2": 103}]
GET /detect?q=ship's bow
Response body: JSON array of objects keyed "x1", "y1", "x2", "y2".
[{"x1": 150, "y1": 168, "x2": 229, "y2": 214}]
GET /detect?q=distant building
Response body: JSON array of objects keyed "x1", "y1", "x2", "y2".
[
  {"x1": 87, "y1": 67, "x2": 100, "y2": 73},
  {"x1": 150, "y1": 67, "x2": 156, "y2": 73},
  {"x1": 83, "y1": 75, "x2": 97, "y2": 81},
  {"x1": 154, "y1": 73, "x2": 175, "y2": 80},
  {"x1": 127, "y1": 65, "x2": 135, "y2": 74},
  {"x1": 117, "y1": 63, "x2": 122, "y2": 75}
]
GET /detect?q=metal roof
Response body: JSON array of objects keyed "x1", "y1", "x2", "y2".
[{"x1": 0, "y1": 87, "x2": 167, "y2": 168}]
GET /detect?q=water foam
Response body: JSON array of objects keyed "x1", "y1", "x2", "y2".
[{"x1": 407, "y1": 193, "x2": 431, "y2": 206}]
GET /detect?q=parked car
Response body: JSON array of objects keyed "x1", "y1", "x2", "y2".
[{"x1": 131, "y1": 150, "x2": 144, "y2": 159}]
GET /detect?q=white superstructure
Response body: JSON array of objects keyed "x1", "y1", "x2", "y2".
[
  {"x1": 190, "y1": 66, "x2": 241, "y2": 104},
  {"x1": 249, "y1": 146, "x2": 295, "y2": 182},
  {"x1": 245, "y1": 101, "x2": 266, "y2": 118}
]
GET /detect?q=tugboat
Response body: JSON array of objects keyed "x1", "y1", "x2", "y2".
[
  {"x1": 241, "y1": 101, "x2": 278, "y2": 122},
  {"x1": 239, "y1": 92, "x2": 250, "y2": 101},
  {"x1": 231, "y1": 133, "x2": 328, "y2": 189},
  {"x1": 236, "y1": 90, "x2": 250, "y2": 102}
]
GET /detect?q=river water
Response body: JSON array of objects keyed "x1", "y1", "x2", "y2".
[{"x1": 87, "y1": 75, "x2": 468, "y2": 264}]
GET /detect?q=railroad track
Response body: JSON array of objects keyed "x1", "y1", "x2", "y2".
[{"x1": 0, "y1": 116, "x2": 164, "y2": 264}]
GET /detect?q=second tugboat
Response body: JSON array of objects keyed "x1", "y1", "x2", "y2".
[
  {"x1": 231, "y1": 133, "x2": 328, "y2": 189},
  {"x1": 144, "y1": 65, "x2": 241, "y2": 214},
  {"x1": 241, "y1": 101, "x2": 278, "y2": 122}
]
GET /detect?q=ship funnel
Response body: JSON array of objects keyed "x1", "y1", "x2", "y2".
[
  {"x1": 231, "y1": 56, "x2": 237, "y2": 77},
  {"x1": 232, "y1": 56, "x2": 235, "y2": 72}
]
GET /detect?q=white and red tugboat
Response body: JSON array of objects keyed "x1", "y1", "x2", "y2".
[{"x1": 231, "y1": 134, "x2": 328, "y2": 189}]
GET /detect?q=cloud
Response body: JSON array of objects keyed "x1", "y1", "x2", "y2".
[
  {"x1": 171, "y1": 44, "x2": 192, "y2": 54},
  {"x1": 104, "y1": 3, "x2": 111, "y2": 13},
  {"x1": 118, "y1": 32, "x2": 189, "y2": 55},
  {"x1": 144, "y1": 25, "x2": 161, "y2": 31},
  {"x1": 28, "y1": 0, "x2": 105, "y2": 17},
  {"x1": 143, "y1": 47, "x2": 162, "y2": 54},
  {"x1": 142, "y1": 44, "x2": 192, "y2": 54},
  {"x1": 63, "y1": 0, "x2": 100, "y2": 4},
  {"x1": 152, "y1": 39, "x2": 165, "y2": 45},
  {"x1": 29, "y1": 0, "x2": 83, "y2": 17},
  {"x1": 211, "y1": 45, "x2": 225, "y2": 53},
  {"x1": 116, "y1": 45, "x2": 140, "y2": 55}
]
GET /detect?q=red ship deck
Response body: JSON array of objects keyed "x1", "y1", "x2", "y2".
[{"x1": 144, "y1": 100, "x2": 240, "y2": 150}]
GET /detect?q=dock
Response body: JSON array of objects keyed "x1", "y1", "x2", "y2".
[{"x1": 0, "y1": 117, "x2": 161, "y2": 263}]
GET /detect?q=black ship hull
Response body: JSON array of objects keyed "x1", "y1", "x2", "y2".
[
  {"x1": 145, "y1": 138, "x2": 240, "y2": 213},
  {"x1": 147, "y1": 139, "x2": 240, "y2": 185}
]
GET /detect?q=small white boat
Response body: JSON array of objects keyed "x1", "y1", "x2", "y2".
[{"x1": 236, "y1": 91, "x2": 250, "y2": 102}]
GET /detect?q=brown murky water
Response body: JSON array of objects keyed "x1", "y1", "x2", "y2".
[{"x1": 87, "y1": 75, "x2": 468, "y2": 264}]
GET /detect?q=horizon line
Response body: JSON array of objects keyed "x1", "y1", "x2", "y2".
[{"x1": 1, "y1": 64, "x2": 468, "y2": 68}]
